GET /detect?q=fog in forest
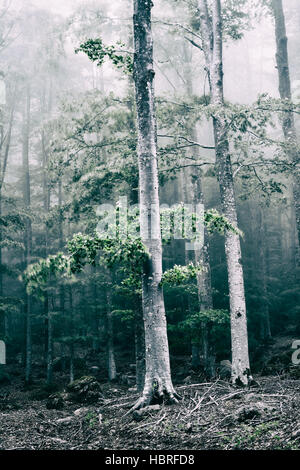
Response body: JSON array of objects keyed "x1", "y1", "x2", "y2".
[{"x1": 0, "y1": 0, "x2": 299, "y2": 452}]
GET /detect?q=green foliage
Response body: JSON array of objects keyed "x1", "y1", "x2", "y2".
[
  {"x1": 204, "y1": 209, "x2": 242, "y2": 236},
  {"x1": 161, "y1": 262, "x2": 202, "y2": 286},
  {"x1": 24, "y1": 197, "x2": 243, "y2": 296},
  {"x1": 221, "y1": 0, "x2": 253, "y2": 41},
  {"x1": 168, "y1": 308, "x2": 230, "y2": 352},
  {"x1": 160, "y1": 204, "x2": 242, "y2": 244},
  {"x1": 112, "y1": 309, "x2": 135, "y2": 323},
  {"x1": 46, "y1": 89, "x2": 138, "y2": 226},
  {"x1": 75, "y1": 38, "x2": 133, "y2": 74},
  {"x1": 23, "y1": 253, "x2": 71, "y2": 298},
  {"x1": 182, "y1": 309, "x2": 230, "y2": 328},
  {"x1": 0, "y1": 297, "x2": 22, "y2": 320},
  {"x1": 85, "y1": 411, "x2": 98, "y2": 427},
  {"x1": 24, "y1": 233, "x2": 149, "y2": 297}
]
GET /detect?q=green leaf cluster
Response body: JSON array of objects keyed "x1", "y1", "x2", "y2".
[{"x1": 75, "y1": 38, "x2": 133, "y2": 74}]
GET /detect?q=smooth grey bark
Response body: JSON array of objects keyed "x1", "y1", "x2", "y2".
[
  {"x1": 22, "y1": 85, "x2": 33, "y2": 385},
  {"x1": 198, "y1": 0, "x2": 252, "y2": 385},
  {"x1": 132, "y1": 0, "x2": 179, "y2": 408},
  {"x1": 193, "y1": 171, "x2": 216, "y2": 377},
  {"x1": 272, "y1": 0, "x2": 300, "y2": 265}
]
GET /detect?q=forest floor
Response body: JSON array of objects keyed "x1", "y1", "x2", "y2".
[
  {"x1": 0, "y1": 338, "x2": 300, "y2": 450},
  {"x1": 0, "y1": 374, "x2": 300, "y2": 450}
]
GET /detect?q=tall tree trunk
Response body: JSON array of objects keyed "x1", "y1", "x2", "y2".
[
  {"x1": 198, "y1": 0, "x2": 252, "y2": 385},
  {"x1": 181, "y1": 41, "x2": 215, "y2": 374},
  {"x1": 42, "y1": 76, "x2": 55, "y2": 384},
  {"x1": 58, "y1": 178, "x2": 66, "y2": 370},
  {"x1": 0, "y1": 96, "x2": 15, "y2": 338},
  {"x1": 193, "y1": 171, "x2": 216, "y2": 377},
  {"x1": 22, "y1": 85, "x2": 32, "y2": 385},
  {"x1": 132, "y1": 0, "x2": 180, "y2": 408},
  {"x1": 180, "y1": 167, "x2": 199, "y2": 368},
  {"x1": 42, "y1": 130, "x2": 53, "y2": 386},
  {"x1": 272, "y1": 0, "x2": 300, "y2": 266},
  {"x1": 0, "y1": 194, "x2": 3, "y2": 338}
]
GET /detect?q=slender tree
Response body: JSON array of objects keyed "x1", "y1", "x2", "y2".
[
  {"x1": 22, "y1": 85, "x2": 32, "y2": 384},
  {"x1": 132, "y1": 0, "x2": 180, "y2": 408},
  {"x1": 0, "y1": 80, "x2": 16, "y2": 338},
  {"x1": 105, "y1": 275, "x2": 117, "y2": 381},
  {"x1": 198, "y1": 0, "x2": 252, "y2": 385},
  {"x1": 193, "y1": 171, "x2": 216, "y2": 376},
  {"x1": 271, "y1": 0, "x2": 300, "y2": 265},
  {"x1": 58, "y1": 178, "x2": 66, "y2": 370},
  {"x1": 179, "y1": 40, "x2": 215, "y2": 375}
]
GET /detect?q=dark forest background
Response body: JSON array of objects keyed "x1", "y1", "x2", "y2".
[{"x1": 0, "y1": 0, "x2": 299, "y2": 393}]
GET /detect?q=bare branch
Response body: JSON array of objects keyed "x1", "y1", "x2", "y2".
[
  {"x1": 158, "y1": 134, "x2": 215, "y2": 149},
  {"x1": 153, "y1": 19, "x2": 202, "y2": 42}
]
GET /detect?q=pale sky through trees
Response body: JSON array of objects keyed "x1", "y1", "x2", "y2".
[{"x1": 19, "y1": 0, "x2": 82, "y2": 16}]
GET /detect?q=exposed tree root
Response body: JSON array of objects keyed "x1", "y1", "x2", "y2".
[
  {"x1": 126, "y1": 379, "x2": 181, "y2": 415},
  {"x1": 232, "y1": 368, "x2": 255, "y2": 388}
]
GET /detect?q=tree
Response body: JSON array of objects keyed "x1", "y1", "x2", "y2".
[
  {"x1": 132, "y1": 0, "x2": 180, "y2": 408},
  {"x1": 105, "y1": 273, "x2": 117, "y2": 381},
  {"x1": 0, "y1": 78, "x2": 17, "y2": 339},
  {"x1": 197, "y1": 0, "x2": 252, "y2": 385},
  {"x1": 193, "y1": 171, "x2": 216, "y2": 376},
  {"x1": 180, "y1": 40, "x2": 216, "y2": 376},
  {"x1": 271, "y1": 0, "x2": 300, "y2": 265},
  {"x1": 22, "y1": 84, "x2": 32, "y2": 385},
  {"x1": 0, "y1": 1, "x2": 15, "y2": 55}
]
